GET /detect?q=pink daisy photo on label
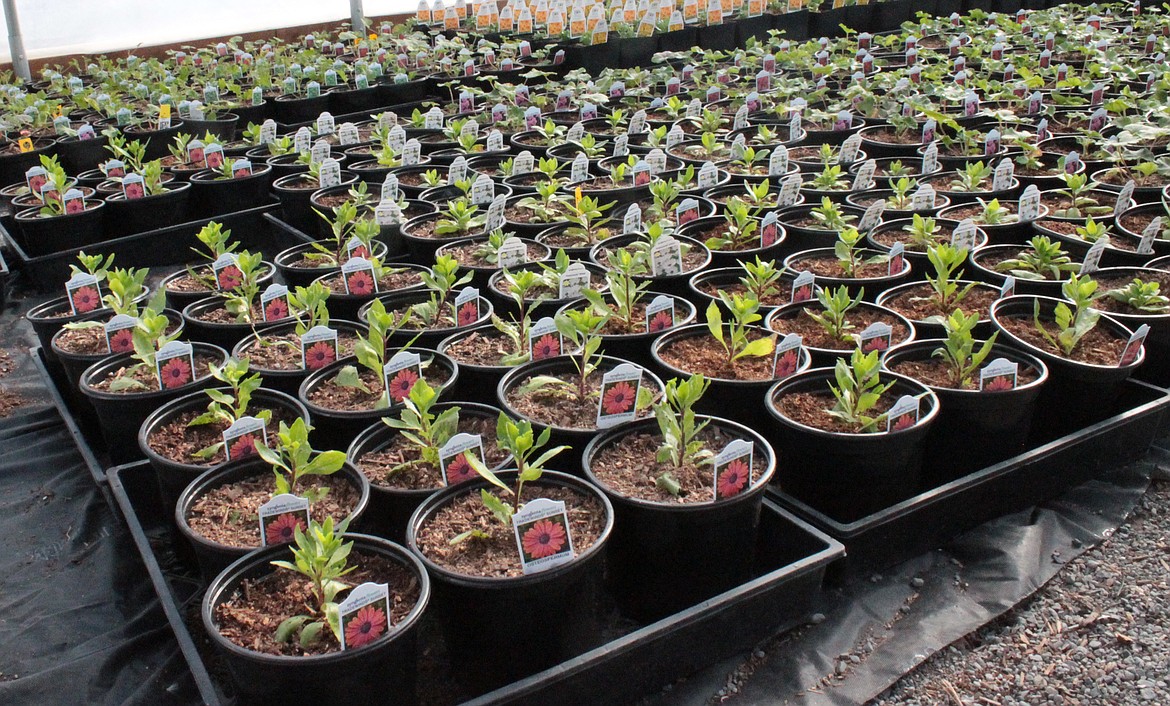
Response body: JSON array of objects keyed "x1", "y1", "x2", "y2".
[
  {"x1": 159, "y1": 356, "x2": 192, "y2": 389},
  {"x1": 717, "y1": 458, "x2": 750, "y2": 498},
  {"x1": 344, "y1": 604, "x2": 387, "y2": 648},
  {"x1": 521, "y1": 518, "x2": 568, "y2": 560},
  {"x1": 264, "y1": 512, "x2": 305, "y2": 546},
  {"x1": 387, "y1": 367, "x2": 420, "y2": 403}
]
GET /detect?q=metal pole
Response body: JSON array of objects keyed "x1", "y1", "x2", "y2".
[
  {"x1": 350, "y1": 0, "x2": 365, "y2": 33},
  {"x1": 2, "y1": 0, "x2": 30, "y2": 80}
]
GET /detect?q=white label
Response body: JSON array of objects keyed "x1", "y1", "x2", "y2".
[
  {"x1": 1000, "y1": 276, "x2": 1016, "y2": 299},
  {"x1": 528, "y1": 316, "x2": 563, "y2": 360},
  {"x1": 571, "y1": 153, "x2": 590, "y2": 183},
  {"x1": 769, "y1": 145, "x2": 789, "y2": 177},
  {"x1": 1120, "y1": 323, "x2": 1150, "y2": 366},
  {"x1": 258, "y1": 494, "x2": 310, "y2": 547},
  {"x1": 772, "y1": 332, "x2": 803, "y2": 380},
  {"x1": 993, "y1": 158, "x2": 1015, "y2": 193},
  {"x1": 155, "y1": 340, "x2": 195, "y2": 391},
  {"x1": 339, "y1": 123, "x2": 360, "y2": 145},
  {"x1": 471, "y1": 175, "x2": 495, "y2": 206},
  {"x1": 885, "y1": 394, "x2": 920, "y2": 432},
  {"x1": 952, "y1": 219, "x2": 977, "y2": 251},
  {"x1": 698, "y1": 161, "x2": 719, "y2": 190},
  {"x1": 645, "y1": 294, "x2": 676, "y2": 332},
  {"x1": 514, "y1": 150, "x2": 535, "y2": 175},
  {"x1": 779, "y1": 174, "x2": 802, "y2": 207},
  {"x1": 497, "y1": 236, "x2": 528, "y2": 269},
  {"x1": 623, "y1": 204, "x2": 642, "y2": 235},
  {"x1": 485, "y1": 194, "x2": 507, "y2": 233},
  {"x1": 316, "y1": 112, "x2": 336, "y2": 135},
  {"x1": 513, "y1": 497, "x2": 576, "y2": 574},
  {"x1": 839, "y1": 133, "x2": 862, "y2": 164},
  {"x1": 438, "y1": 433, "x2": 485, "y2": 485},
  {"x1": 1116, "y1": 180, "x2": 1136, "y2": 214},
  {"x1": 858, "y1": 321, "x2": 893, "y2": 353},
  {"x1": 1080, "y1": 236, "x2": 1109, "y2": 274},
  {"x1": 859, "y1": 201, "x2": 885, "y2": 233},
  {"x1": 222, "y1": 416, "x2": 267, "y2": 462},
  {"x1": 103, "y1": 314, "x2": 138, "y2": 354},
  {"x1": 383, "y1": 350, "x2": 423, "y2": 405},
  {"x1": 374, "y1": 201, "x2": 402, "y2": 227},
  {"x1": 761, "y1": 212, "x2": 781, "y2": 247},
  {"x1": 1018, "y1": 185, "x2": 1041, "y2": 222},
  {"x1": 449, "y1": 156, "x2": 469, "y2": 186},
  {"x1": 888, "y1": 242, "x2": 906, "y2": 276},
  {"x1": 337, "y1": 582, "x2": 392, "y2": 650},
  {"x1": 310, "y1": 140, "x2": 331, "y2": 165},
  {"x1": 596, "y1": 363, "x2": 642, "y2": 429},
  {"x1": 559, "y1": 263, "x2": 591, "y2": 299},
  {"x1": 646, "y1": 148, "x2": 667, "y2": 176},
  {"x1": 911, "y1": 184, "x2": 936, "y2": 211},
  {"x1": 260, "y1": 283, "x2": 291, "y2": 322},
  {"x1": 1138, "y1": 217, "x2": 1162, "y2": 255},
  {"x1": 713, "y1": 438, "x2": 754, "y2": 500},
  {"x1": 922, "y1": 142, "x2": 939, "y2": 175},
  {"x1": 300, "y1": 325, "x2": 339, "y2": 370},
  {"x1": 381, "y1": 174, "x2": 400, "y2": 203},
  {"x1": 651, "y1": 235, "x2": 684, "y2": 276},
  {"x1": 342, "y1": 257, "x2": 378, "y2": 295},
  {"x1": 318, "y1": 158, "x2": 341, "y2": 189},
  {"x1": 853, "y1": 160, "x2": 876, "y2": 191},
  {"x1": 979, "y1": 357, "x2": 1019, "y2": 391}
]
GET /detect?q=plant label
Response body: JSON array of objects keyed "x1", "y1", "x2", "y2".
[
  {"x1": 853, "y1": 160, "x2": 877, "y2": 191},
  {"x1": 318, "y1": 158, "x2": 342, "y2": 189},
  {"x1": 471, "y1": 174, "x2": 495, "y2": 206},
  {"x1": 187, "y1": 139, "x2": 207, "y2": 166},
  {"x1": 62, "y1": 188, "x2": 85, "y2": 214},
  {"x1": 979, "y1": 357, "x2": 1018, "y2": 392},
  {"x1": 1116, "y1": 180, "x2": 1136, "y2": 214},
  {"x1": 482, "y1": 193, "x2": 506, "y2": 233},
  {"x1": 1120, "y1": 323, "x2": 1149, "y2": 367},
  {"x1": 911, "y1": 184, "x2": 936, "y2": 212},
  {"x1": 698, "y1": 161, "x2": 719, "y2": 190},
  {"x1": 559, "y1": 263, "x2": 591, "y2": 300},
  {"x1": 383, "y1": 350, "x2": 424, "y2": 405},
  {"x1": 984, "y1": 129, "x2": 1001, "y2": 157},
  {"x1": 438, "y1": 432, "x2": 486, "y2": 486},
  {"x1": 423, "y1": 106, "x2": 444, "y2": 130},
  {"x1": 645, "y1": 294, "x2": 676, "y2": 333},
  {"x1": 571, "y1": 153, "x2": 590, "y2": 184},
  {"x1": 886, "y1": 242, "x2": 906, "y2": 276},
  {"x1": 773, "y1": 332, "x2": 803, "y2": 380},
  {"x1": 461, "y1": 119, "x2": 479, "y2": 139},
  {"x1": 858, "y1": 321, "x2": 893, "y2": 353},
  {"x1": 597, "y1": 363, "x2": 642, "y2": 429},
  {"x1": 1018, "y1": 185, "x2": 1041, "y2": 222},
  {"x1": 999, "y1": 276, "x2": 1016, "y2": 299},
  {"x1": 64, "y1": 271, "x2": 103, "y2": 316},
  {"x1": 840, "y1": 134, "x2": 861, "y2": 165},
  {"x1": 24, "y1": 165, "x2": 47, "y2": 195},
  {"x1": 623, "y1": 204, "x2": 643, "y2": 235},
  {"x1": 920, "y1": 142, "x2": 940, "y2": 176},
  {"x1": 374, "y1": 201, "x2": 403, "y2": 227},
  {"x1": 779, "y1": 173, "x2": 802, "y2": 207},
  {"x1": 951, "y1": 219, "x2": 978, "y2": 252},
  {"x1": 1138, "y1": 217, "x2": 1162, "y2": 255},
  {"x1": 651, "y1": 235, "x2": 684, "y2": 276},
  {"x1": 675, "y1": 198, "x2": 700, "y2": 227},
  {"x1": 646, "y1": 149, "x2": 668, "y2": 176},
  {"x1": 203, "y1": 142, "x2": 226, "y2": 170},
  {"x1": 260, "y1": 284, "x2": 291, "y2": 323},
  {"x1": 769, "y1": 145, "x2": 789, "y2": 177},
  {"x1": 1089, "y1": 108, "x2": 1108, "y2": 133},
  {"x1": 512, "y1": 150, "x2": 536, "y2": 176},
  {"x1": 713, "y1": 438, "x2": 753, "y2": 500},
  {"x1": 402, "y1": 139, "x2": 422, "y2": 167},
  {"x1": 666, "y1": 125, "x2": 686, "y2": 151},
  {"x1": 1064, "y1": 151, "x2": 1081, "y2": 175},
  {"x1": 121, "y1": 173, "x2": 145, "y2": 200},
  {"x1": 446, "y1": 157, "x2": 469, "y2": 187},
  {"x1": 342, "y1": 257, "x2": 379, "y2": 296},
  {"x1": 307, "y1": 139, "x2": 330, "y2": 166},
  {"x1": 513, "y1": 497, "x2": 575, "y2": 574},
  {"x1": 316, "y1": 112, "x2": 336, "y2": 136},
  {"x1": 339, "y1": 122, "x2": 360, "y2": 146},
  {"x1": 258, "y1": 494, "x2": 310, "y2": 547},
  {"x1": 337, "y1": 582, "x2": 392, "y2": 651},
  {"x1": 222, "y1": 415, "x2": 267, "y2": 462},
  {"x1": 733, "y1": 105, "x2": 749, "y2": 132},
  {"x1": 760, "y1": 211, "x2": 781, "y2": 248},
  {"x1": 626, "y1": 110, "x2": 648, "y2": 137},
  {"x1": 103, "y1": 314, "x2": 138, "y2": 354},
  {"x1": 211, "y1": 253, "x2": 243, "y2": 292},
  {"x1": 528, "y1": 316, "x2": 563, "y2": 361},
  {"x1": 1080, "y1": 236, "x2": 1109, "y2": 275},
  {"x1": 790, "y1": 270, "x2": 815, "y2": 304},
  {"x1": 632, "y1": 160, "x2": 651, "y2": 186},
  {"x1": 886, "y1": 394, "x2": 920, "y2": 433},
  {"x1": 300, "y1": 325, "x2": 339, "y2": 371},
  {"x1": 495, "y1": 236, "x2": 528, "y2": 270},
  {"x1": 849, "y1": 198, "x2": 884, "y2": 235},
  {"x1": 993, "y1": 158, "x2": 1015, "y2": 193},
  {"x1": 380, "y1": 174, "x2": 400, "y2": 204},
  {"x1": 155, "y1": 340, "x2": 195, "y2": 391},
  {"x1": 789, "y1": 110, "x2": 802, "y2": 139}
]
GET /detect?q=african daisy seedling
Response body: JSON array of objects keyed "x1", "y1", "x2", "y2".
[
  {"x1": 271, "y1": 516, "x2": 354, "y2": 648},
  {"x1": 1032, "y1": 275, "x2": 1102, "y2": 358},
  {"x1": 705, "y1": 292, "x2": 775, "y2": 370},
  {"x1": 825, "y1": 348, "x2": 896, "y2": 433},
  {"x1": 652, "y1": 374, "x2": 714, "y2": 497},
  {"x1": 932, "y1": 310, "x2": 998, "y2": 389},
  {"x1": 257, "y1": 417, "x2": 347, "y2": 503}
]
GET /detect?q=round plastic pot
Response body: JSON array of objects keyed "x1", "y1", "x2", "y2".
[
  {"x1": 1031, "y1": 219, "x2": 1152, "y2": 270},
  {"x1": 346, "y1": 401, "x2": 509, "y2": 543},
  {"x1": 765, "y1": 368, "x2": 940, "y2": 524},
  {"x1": 78, "y1": 343, "x2": 228, "y2": 464},
  {"x1": 496, "y1": 355, "x2": 665, "y2": 474},
  {"x1": 936, "y1": 202, "x2": 1043, "y2": 244},
  {"x1": 866, "y1": 217, "x2": 989, "y2": 270},
  {"x1": 0, "y1": 137, "x2": 54, "y2": 187},
  {"x1": 272, "y1": 92, "x2": 333, "y2": 124},
  {"x1": 177, "y1": 455, "x2": 369, "y2": 579},
  {"x1": 676, "y1": 215, "x2": 788, "y2": 269},
  {"x1": 102, "y1": 182, "x2": 192, "y2": 236},
  {"x1": 882, "y1": 339, "x2": 1049, "y2": 484},
  {"x1": 124, "y1": 121, "x2": 185, "y2": 160},
  {"x1": 874, "y1": 280, "x2": 999, "y2": 340},
  {"x1": 589, "y1": 233, "x2": 712, "y2": 303},
  {"x1": 774, "y1": 205, "x2": 844, "y2": 253},
  {"x1": 312, "y1": 264, "x2": 427, "y2": 323},
  {"x1": 52, "y1": 307, "x2": 183, "y2": 395},
  {"x1": 188, "y1": 165, "x2": 273, "y2": 217},
  {"x1": 273, "y1": 240, "x2": 388, "y2": 289},
  {"x1": 990, "y1": 295, "x2": 1143, "y2": 439},
  {"x1": 406, "y1": 470, "x2": 612, "y2": 694},
  {"x1": 582, "y1": 415, "x2": 775, "y2": 621},
  {"x1": 232, "y1": 319, "x2": 369, "y2": 398},
  {"x1": 783, "y1": 247, "x2": 913, "y2": 302},
  {"x1": 435, "y1": 324, "x2": 522, "y2": 405},
  {"x1": 201, "y1": 533, "x2": 427, "y2": 706},
  {"x1": 967, "y1": 244, "x2": 1068, "y2": 298},
  {"x1": 297, "y1": 350, "x2": 458, "y2": 451},
  {"x1": 687, "y1": 266, "x2": 804, "y2": 317},
  {"x1": 358, "y1": 291, "x2": 493, "y2": 349},
  {"x1": 765, "y1": 301, "x2": 917, "y2": 367},
  {"x1": 272, "y1": 171, "x2": 360, "y2": 232},
  {"x1": 650, "y1": 323, "x2": 813, "y2": 429},
  {"x1": 556, "y1": 292, "x2": 697, "y2": 370},
  {"x1": 160, "y1": 261, "x2": 276, "y2": 313},
  {"x1": 13, "y1": 201, "x2": 106, "y2": 257},
  {"x1": 182, "y1": 113, "x2": 239, "y2": 143},
  {"x1": 1085, "y1": 266, "x2": 1170, "y2": 387},
  {"x1": 486, "y1": 260, "x2": 608, "y2": 321},
  {"x1": 182, "y1": 295, "x2": 293, "y2": 352},
  {"x1": 54, "y1": 133, "x2": 110, "y2": 174},
  {"x1": 434, "y1": 235, "x2": 551, "y2": 289},
  {"x1": 139, "y1": 387, "x2": 309, "y2": 510},
  {"x1": 28, "y1": 295, "x2": 111, "y2": 363}
]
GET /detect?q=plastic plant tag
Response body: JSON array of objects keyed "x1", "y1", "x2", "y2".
[
  {"x1": 471, "y1": 174, "x2": 494, "y2": 206},
  {"x1": 1120, "y1": 323, "x2": 1149, "y2": 367},
  {"x1": 646, "y1": 149, "x2": 667, "y2": 176},
  {"x1": 911, "y1": 184, "x2": 936, "y2": 211},
  {"x1": 513, "y1": 150, "x2": 535, "y2": 175},
  {"x1": 839, "y1": 133, "x2": 862, "y2": 164},
  {"x1": 559, "y1": 263, "x2": 591, "y2": 299},
  {"x1": 374, "y1": 201, "x2": 402, "y2": 227},
  {"x1": 200, "y1": 143, "x2": 224, "y2": 170},
  {"x1": 779, "y1": 173, "x2": 802, "y2": 207},
  {"x1": 951, "y1": 219, "x2": 978, "y2": 252},
  {"x1": 103, "y1": 314, "x2": 138, "y2": 354},
  {"x1": 858, "y1": 201, "x2": 885, "y2": 234},
  {"x1": 1018, "y1": 185, "x2": 1042, "y2": 222},
  {"x1": 921, "y1": 142, "x2": 939, "y2": 175},
  {"x1": 454, "y1": 286, "x2": 481, "y2": 327},
  {"x1": 984, "y1": 129, "x2": 1001, "y2": 156},
  {"x1": 695, "y1": 162, "x2": 718, "y2": 191},
  {"x1": 623, "y1": 204, "x2": 643, "y2": 235},
  {"x1": 300, "y1": 325, "x2": 339, "y2": 371},
  {"x1": 632, "y1": 160, "x2": 652, "y2": 187},
  {"x1": 979, "y1": 357, "x2": 1018, "y2": 392},
  {"x1": 339, "y1": 123, "x2": 360, "y2": 146},
  {"x1": 484, "y1": 194, "x2": 507, "y2": 233},
  {"x1": 309, "y1": 140, "x2": 330, "y2": 166},
  {"x1": 258, "y1": 494, "x2": 310, "y2": 547},
  {"x1": 438, "y1": 433, "x2": 485, "y2": 486},
  {"x1": 596, "y1": 363, "x2": 642, "y2": 429},
  {"x1": 460, "y1": 119, "x2": 479, "y2": 138},
  {"x1": 571, "y1": 153, "x2": 590, "y2": 183},
  {"x1": 383, "y1": 350, "x2": 423, "y2": 405},
  {"x1": 769, "y1": 145, "x2": 789, "y2": 177},
  {"x1": 1064, "y1": 151, "x2": 1081, "y2": 174},
  {"x1": 759, "y1": 211, "x2": 781, "y2": 248},
  {"x1": 338, "y1": 255, "x2": 378, "y2": 295},
  {"x1": 337, "y1": 582, "x2": 392, "y2": 650},
  {"x1": 187, "y1": 139, "x2": 207, "y2": 165},
  {"x1": 402, "y1": 139, "x2": 422, "y2": 166},
  {"x1": 260, "y1": 283, "x2": 291, "y2": 322},
  {"x1": 613, "y1": 134, "x2": 630, "y2": 159},
  {"x1": 993, "y1": 158, "x2": 1015, "y2": 193},
  {"x1": 675, "y1": 198, "x2": 700, "y2": 227},
  {"x1": 222, "y1": 415, "x2": 267, "y2": 462},
  {"x1": 121, "y1": 173, "x2": 146, "y2": 200},
  {"x1": 318, "y1": 158, "x2": 342, "y2": 189},
  {"x1": 388, "y1": 125, "x2": 407, "y2": 152},
  {"x1": 63, "y1": 188, "x2": 85, "y2": 214},
  {"x1": 999, "y1": 276, "x2": 1016, "y2": 299},
  {"x1": 513, "y1": 497, "x2": 575, "y2": 574},
  {"x1": 651, "y1": 235, "x2": 684, "y2": 276},
  {"x1": 497, "y1": 236, "x2": 528, "y2": 270},
  {"x1": 1116, "y1": 180, "x2": 1136, "y2": 214},
  {"x1": 789, "y1": 110, "x2": 802, "y2": 138},
  {"x1": 528, "y1": 316, "x2": 562, "y2": 361},
  {"x1": 381, "y1": 174, "x2": 400, "y2": 204},
  {"x1": 1089, "y1": 108, "x2": 1107, "y2": 133},
  {"x1": 77, "y1": 124, "x2": 96, "y2": 141},
  {"x1": 1080, "y1": 236, "x2": 1109, "y2": 275},
  {"x1": 645, "y1": 294, "x2": 676, "y2": 333},
  {"x1": 887, "y1": 241, "x2": 906, "y2": 276},
  {"x1": 711, "y1": 438, "x2": 753, "y2": 500},
  {"x1": 858, "y1": 321, "x2": 893, "y2": 353},
  {"x1": 424, "y1": 107, "x2": 444, "y2": 130},
  {"x1": 1138, "y1": 217, "x2": 1162, "y2": 255},
  {"x1": 666, "y1": 125, "x2": 686, "y2": 151},
  {"x1": 155, "y1": 340, "x2": 195, "y2": 390},
  {"x1": 885, "y1": 394, "x2": 920, "y2": 432},
  {"x1": 448, "y1": 156, "x2": 469, "y2": 186},
  {"x1": 317, "y1": 112, "x2": 336, "y2": 136},
  {"x1": 628, "y1": 109, "x2": 647, "y2": 135},
  {"x1": 65, "y1": 272, "x2": 103, "y2": 315},
  {"x1": 773, "y1": 333, "x2": 803, "y2": 380},
  {"x1": 787, "y1": 270, "x2": 815, "y2": 304},
  {"x1": 24, "y1": 165, "x2": 47, "y2": 195},
  {"x1": 853, "y1": 160, "x2": 877, "y2": 191}
]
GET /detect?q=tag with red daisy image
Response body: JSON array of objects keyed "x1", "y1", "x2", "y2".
[
  {"x1": 212, "y1": 253, "x2": 243, "y2": 291},
  {"x1": 887, "y1": 242, "x2": 906, "y2": 277},
  {"x1": 1118, "y1": 323, "x2": 1149, "y2": 367},
  {"x1": 65, "y1": 272, "x2": 104, "y2": 315},
  {"x1": 438, "y1": 432, "x2": 485, "y2": 485},
  {"x1": 300, "y1": 325, "x2": 340, "y2": 371},
  {"x1": 512, "y1": 497, "x2": 576, "y2": 574},
  {"x1": 204, "y1": 143, "x2": 225, "y2": 170},
  {"x1": 597, "y1": 363, "x2": 643, "y2": 429},
  {"x1": 258, "y1": 493, "x2": 310, "y2": 547},
  {"x1": 632, "y1": 160, "x2": 652, "y2": 186},
  {"x1": 121, "y1": 173, "x2": 146, "y2": 200},
  {"x1": 713, "y1": 438, "x2": 754, "y2": 500},
  {"x1": 674, "y1": 198, "x2": 701, "y2": 228},
  {"x1": 345, "y1": 235, "x2": 371, "y2": 260},
  {"x1": 63, "y1": 188, "x2": 86, "y2": 214},
  {"x1": 857, "y1": 321, "x2": 893, "y2": 354},
  {"x1": 645, "y1": 295, "x2": 676, "y2": 332},
  {"x1": 790, "y1": 271, "x2": 815, "y2": 304},
  {"x1": 341, "y1": 256, "x2": 379, "y2": 296},
  {"x1": 454, "y1": 287, "x2": 482, "y2": 327},
  {"x1": 979, "y1": 357, "x2": 1019, "y2": 392},
  {"x1": 650, "y1": 235, "x2": 684, "y2": 277},
  {"x1": 528, "y1": 316, "x2": 562, "y2": 361},
  {"x1": 885, "y1": 394, "x2": 921, "y2": 433},
  {"x1": 231, "y1": 159, "x2": 253, "y2": 178},
  {"x1": 773, "y1": 333, "x2": 804, "y2": 379},
  {"x1": 155, "y1": 340, "x2": 195, "y2": 390},
  {"x1": 760, "y1": 211, "x2": 781, "y2": 248},
  {"x1": 260, "y1": 284, "x2": 292, "y2": 323},
  {"x1": 104, "y1": 314, "x2": 139, "y2": 354},
  {"x1": 383, "y1": 350, "x2": 423, "y2": 405},
  {"x1": 222, "y1": 415, "x2": 268, "y2": 462},
  {"x1": 338, "y1": 582, "x2": 392, "y2": 650}
]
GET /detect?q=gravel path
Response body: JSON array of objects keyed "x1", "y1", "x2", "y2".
[{"x1": 870, "y1": 480, "x2": 1170, "y2": 706}]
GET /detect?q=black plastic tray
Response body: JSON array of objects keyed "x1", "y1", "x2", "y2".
[
  {"x1": 32, "y1": 344, "x2": 111, "y2": 501},
  {"x1": 107, "y1": 460, "x2": 843, "y2": 706},
  {"x1": 768, "y1": 378, "x2": 1170, "y2": 582}
]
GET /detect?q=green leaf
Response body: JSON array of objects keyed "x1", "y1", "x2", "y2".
[{"x1": 274, "y1": 615, "x2": 310, "y2": 643}]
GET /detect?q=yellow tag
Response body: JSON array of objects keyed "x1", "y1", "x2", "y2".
[
  {"x1": 832, "y1": 0, "x2": 843, "y2": 7},
  {"x1": 549, "y1": 19, "x2": 565, "y2": 34},
  {"x1": 159, "y1": 104, "x2": 171, "y2": 119},
  {"x1": 369, "y1": 33, "x2": 377, "y2": 41},
  {"x1": 592, "y1": 29, "x2": 608, "y2": 43},
  {"x1": 478, "y1": 12, "x2": 491, "y2": 27},
  {"x1": 17, "y1": 137, "x2": 33, "y2": 153},
  {"x1": 446, "y1": 13, "x2": 460, "y2": 28},
  {"x1": 418, "y1": 8, "x2": 431, "y2": 21},
  {"x1": 570, "y1": 19, "x2": 586, "y2": 35},
  {"x1": 52, "y1": 105, "x2": 63, "y2": 118},
  {"x1": 575, "y1": 187, "x2": 582, "y2": 205}
]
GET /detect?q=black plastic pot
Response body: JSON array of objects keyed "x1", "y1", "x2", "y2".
[
  {"x1": 182, "y1": 295, "x2": 293, "y2": 352},
  {"x1": 485, "y1": 260, "x2": 607, "y2": 320},
  {"x1": 1088, "y1": 266, "x2": 1170, "y2": 387},
  {"x1": 435, "y1": 323, "x2": 523, "y2": 405},
  {"x1": 783, "y1": 247, "x2": 913, "y2": 302},
  {"x1": 139, "y1": 387, "x2": 309, "y2": 509},
  {"x1": 78, "y1": 343, "x2": 228, "y2": 464},
  {"x1": 160, "y1": 261, "x2": 276, "y2": 313},
  {"x1": 406, "y1": 470, "x2": 613, "y2": 694},
  {"x1": 311, "y1": 264, "x2": 429, "y2": 323},
  {"x1": 589, "y1": 233, "x2": 712, "y2": 303},
  {"x1": 124, "y1": 121, "x2": 185, "y2": 160},
  {"x1": 54, "y1": 133, "x2": 110, "y2": 174},
  {"x1": 583, "y1": 415, "x2": 775, "y2": 621},
  {"x1": 434, "y1": 234, "x2": 551, "y2": 289},
  {"x1": 272, "y1": 92, "x2": 334, "y2": 124},
  {"x1": 183, "y1": 113, "x2": 239, "y2": 142},
  {"x1": 765, "y1": 301, "x2": 917, "y2": 367},
  {"x1": 272, "y1": 171, "x2": 360, "y2": 232},
  {"x1": 232, "y1": 319, "x2": 369, "y2": 398},
  {"x1": 188, "y1": 164, "x2": 274, "y2": 217},
  {"x1": 273, "y1": 240, "x2": 389, "y2": 288},
  {"x1": 1032, "y1": 218, "x2": 1152, "y2": 269},
  {"x1": 556, "y1": 292, "x2": 697, "y2": 371},
  {"x1": 102, "y1": 182, "x2": 192, "y2": 236},
  {"x1": 882, "y1": 339, "x2": 1049, "y2": 484},
  {"x1": 177, "y1": 454, "x2": 369, "y2": 579},
  {"x1": 27, "y1": 295, "x2": 112, "y2": 363},
  {"x1": 346, "y1": 401, "x2": 510, "y2": 543},
  {"x1": 936, "y1": 201, "x2": 1044, "y2": 243},
  {"x1": 874, "y1": 279, "x2": 999, "y2": 340},
  {"x1": 967, "y1": 243, "x2": 1069, "y2": 298},
  {"x1": 866, "y1": 217, "x2": 989, "y2": 270},
  {"x1": 676, "y1": 215, "x2": 788, "y2": 269},
  {"x1": 765, "y1": 368, "x2": 940, "y2": 524},
  {"x1": 13, "y1": 201, "x2": 106, "y2": 257},
  {"x1": 52, "y1": 307, "x2": 183, "y2": 394},
  {"x1": 358, "y1": 290, "x2": 493, "y2": 349},
  {"x1": 201, "y1": 532, "x2": 427, "y2": 706}
]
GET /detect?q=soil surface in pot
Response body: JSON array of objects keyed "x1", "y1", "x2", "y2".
[
  {"x1": 975, "y1": 249, "x2": 1070, "y2": 280},
  {"x1": 386, "y1": 300, "x2": 477, "y2": 329},
  {"x1": 319, "y1": 268, "x2": 424, "y2": 295},
  {"x1": 187, "y1": 472, "x2": 359, "y2": 547},
  {"x1": 1117, "y1": 210, "x2": 1163, "y2": 236},
  {"x1": 595, "y1": 245, "x2": 707, "y2": 273},
  {"x1": 443, "y1": 329, "x2": 519, "y2": 367},
  {"x1": 55, "y1": 317, "x2": 180, "y2": 355},
  {"x1": 997, "y1": 314, "x2": 1127, "y2": 364},
  {"x1": 306, "y1": 366, "x2": 448, "y2": 412},
  {"x1": 695, "y1": 280, "x2": 794, "y2": 308},
  {"x1": 590, "y1": 427, "x2": 745, "y2": 503},
  {"x1": 943, "y1": 204, "x2": 1019, "y2": 222},
  {"x1": 89, "y1": 354, "x2": 218, "y2": 392},
  {"x1": 414, "y1": 483, "x2": 605, "y2": 578},
  {"x1": 244, "y1": 331, "x2": 361, "y2": 371},
  {"x1": 167, "y1": 265, "x2": 270, "y2": 294},
  {"x1": 147, "y1": 406, "x2": 299, "y2": 466},
  {"x1": 870, "y1": 223, "x2": 957, "y2": 251},
  {"x1": 1092, "y1": 271, "x2": 1170, "y2": 315},
  {"x1": 213, "y1": 551, "x2": 420, "y2": 656},
  {"x1": 505, "y1": 370, "x2": 658, "y2": 429},
  {"x1": 192, "y1": 302, "x2": 290, "y2": 325},
  {"x1": 505, "y1": 202, "x2": 572, "y2": 225},
  {"x1": 787, "y1": 254, "x2": 899, "y2": 279},
  {"x1": 492, "y1": 271, "x2": 604, "y2": 301},
  {"x1": 357, "y1": 415, "x2": 508, "y2": 490},
  {"x1": 444, "y1": 241, "x2": 546, "y2": 268},
  {"x1": 770, "y1": 307, "x2": 910, "y2": 351},
  {"x1": 774, "y1": 390, "x2": 899, "y2": 433},
  {"x1": 657, "y1": 331, "x2": 776, "y2": 380},
  {"x1": 882, "y1": 284, "x2": 998, "y2": 322},
  {"x1": 888, "y1": 356, "x2": 1041, "y2": 390}
]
